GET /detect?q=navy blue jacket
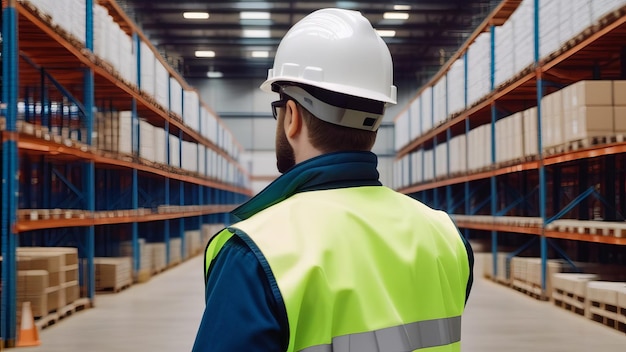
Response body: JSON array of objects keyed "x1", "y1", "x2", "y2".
[{"x1": 192, "y1": 152, "x2": 474, "y2": 351}]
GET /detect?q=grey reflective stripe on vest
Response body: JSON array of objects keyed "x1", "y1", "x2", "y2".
[{"x1": 300, "y1": 316, "x2": 461, "y2": 352}]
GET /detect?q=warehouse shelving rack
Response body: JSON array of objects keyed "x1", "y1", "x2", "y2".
[
  {"x1": 395, "y1": 0, "x2": 626, "y2": 299},
  {"x1": 1, "y1": 0, "x2": 251, "y2": 346}
]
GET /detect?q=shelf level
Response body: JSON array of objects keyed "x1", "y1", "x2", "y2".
[
  {"x1": 12, "y1": 132, "x2": 252, "y2": 196},
  {"x1": 15, "y1": 2, "x2": 239, "y2": 166},
  {"x1": 15, "y1": 205, "x2": 236, "y2": 233}
]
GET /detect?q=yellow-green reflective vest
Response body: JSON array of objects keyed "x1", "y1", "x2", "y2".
[{"x1": 206, "y1": 186, "x2": 470, "y2": 352}]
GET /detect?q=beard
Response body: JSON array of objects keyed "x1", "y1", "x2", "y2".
[{"x1": 276, "y1": 118, "x2": 296, "y2": 174}]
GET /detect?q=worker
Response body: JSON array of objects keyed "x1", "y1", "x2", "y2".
[{"x1": 192, "y1": 8, "x2": 473, "y2": 352}]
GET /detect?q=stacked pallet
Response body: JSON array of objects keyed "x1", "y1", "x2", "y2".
[
  {"x1": 552, "y1": 273, "x2": 599, "y2": 316},
  {"x1": 586, "y1": 281, "x2": 626, "y2": 332},
  {"x1": 185, "y1": 230, "x2": 203, "y2": 258},
  {"x1": 145, "y1": 243, "x2": 167, "y2": 274},
  {"x1": 201, "y1": 224, "x2": 224, "y2": 245},
  {"x1": 481, "y1": 252, "x2": 512, "y2": 285},
  {"x1": 510, "y1": 257, "x2": 570, "y2": 299},
  {"x1": 17, "y1": 247, "x2": 80, "y2": 314},
  {"x1": 16, "y1": 270, "x2": 50, "y2": 318},
  {"x1": 169, "y1": 238, "x2": 182, "y2": 266},
  {"x1": 119, "y1": 239, "x2": 152, "y2": 282},
  {"x1": 94, "y1": 257, "x2": 132, "y2": 292}
]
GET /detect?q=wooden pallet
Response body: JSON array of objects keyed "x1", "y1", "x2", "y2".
[
  {"x1": 588, "y1": 301, "x2": 626, "y2": 333},
  {"x1": 35, "y1": 298, "x2": 91, "y2": 331},
  {"x1": 553, "y1": 290, "x2": 586, "y2": 316},
  {"x1": 96, "y1": 282, "x2": 132, "y2": 294}
]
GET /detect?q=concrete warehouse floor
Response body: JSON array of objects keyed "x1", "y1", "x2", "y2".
[{"x1": 14, "y1": 249, "x2": 626, "y2": 352}]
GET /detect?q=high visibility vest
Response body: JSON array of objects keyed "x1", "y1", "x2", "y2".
[{"x1": 206, "y1": 186, "x2": 470, "y2": 352}]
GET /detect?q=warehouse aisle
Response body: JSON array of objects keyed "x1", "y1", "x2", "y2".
[
  {"x1": 18, "y1": 255, "x2": 206, "y2": 352},
  {"x1": 16, "y1": 252, "x2": 626, "y2": 352}
]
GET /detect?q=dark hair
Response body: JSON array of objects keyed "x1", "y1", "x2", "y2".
[
  {"x1": 297, "y1": 104, "x2": 377, "y2": 153},
  {"x1": 276, "y1": 82, "x2": 379, "y2": 152}
]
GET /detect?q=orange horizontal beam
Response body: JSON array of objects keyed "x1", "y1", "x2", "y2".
[
  {"x1": 545, "y1": 231, "x2": 626, "y2": 246},
  {"x1": 455, "y1": 221, "x2": 543, "y2": 236},
  {"x1": 455, "y1": 220, "x2": 626, "y2": 245},
  {"x1": 15, "y1": 206, "x2": 236, "y2": 233},
  {"x1": 543, "y1": 142, "x2": 626, "y2": 166}
]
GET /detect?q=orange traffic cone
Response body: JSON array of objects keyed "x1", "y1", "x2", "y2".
[{"x1": 16, "y1": 302, "x2": 41, "y2": 347}]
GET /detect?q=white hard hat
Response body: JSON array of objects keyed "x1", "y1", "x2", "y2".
[{"x1": 261, "y1": 8, "x2": 397, "y2": 105}]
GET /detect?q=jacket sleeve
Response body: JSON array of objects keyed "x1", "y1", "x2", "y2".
[{"x1": 192, "y1": 236, "x2": 288, "y2": 351}]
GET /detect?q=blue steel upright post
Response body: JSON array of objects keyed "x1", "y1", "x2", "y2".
[
  {"x1": 490, "y1": 24, "x2": 498, "y2": 279},
  {"x1": 164, "y1": 77, "x2": 171, "y2": 265},
  {"x1": 84, "y1": 0, "x2": 96, "y2": 301},
  {"x1": 534, "y1": 0, "x2": 548, "y2": 297},
  {"x1": 132, "y1": 33, "x2": 141, "y2": 278},
  {"x1": 2, "y1": 0, "x2": 19, "y2": 345},
  {"x1": 463, "y1": 53, "x2": 470, "y2": 239}
]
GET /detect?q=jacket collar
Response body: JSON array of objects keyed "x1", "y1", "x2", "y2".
[{"x1": 232, "y1": 151, "x2": 381, "y2": 221}]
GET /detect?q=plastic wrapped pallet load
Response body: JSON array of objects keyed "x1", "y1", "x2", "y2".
[
  {"x1": 400, "y1": 155, "x2": 410, "y2": 188},
  {"x1": 394, "y1": 110, "x2": 410, "y2": 151},
  {"x1": 552, "y1": 273, "x2": 598, "y2": 314},
  {"x1": 411, "y1": 150, "x2": 423, "y2": 185},
  {"x1": 435, "y1": 141, "x2": 448, "y2": 178},
  {"x1": 70, "y1": 0, "x2": 86, "y2": 45},
  {"x1": 592, "y1": 0, "x2": 626, "y2": 23},
  {"x1": 146, "y1": 243, "x2": 167, "y2": 274},
  {"x1": 94, "y1": 257, "x2": 132, "y2": 292},
  {"x1": 423, "y1": 149, "x2": 434, "y2": 181},
  {"x1": 539, "y1": 0, "x2": 561, "y2": 59},
  {"x1": 512, "y1": 0, "x2": 534, "y2": 73},
  {"x1": 495, "y1": 18, "x2": 515, "y2": 87},
  {"x1": 541, "y1": 89, "x2": 565, "y2": 149},
  {"x1": 169, "y1": 78, "x2": 184, "y2": 118},
  {"x1": 139, "y1": 120, "x2": 155, "y2": 162},
  {"x1": 421, "y1": 87, "x2": 433, "y2": 133},
  {"x1": 184, "y1": 231, "x2": 202, "y2": 258},
  {"x1": 169, "y1": 134, "x2": 180, "y2": 168},
  {"x1": 409, "y1": 96, "x2": 422, "y2": 141},
  {"x1": 585, "y1": 281, "x2": 626, "y2": 324},
  {"x1": 140, "y1": 41, "x2": 156, "y2": 98},
  {"x1": 467, "y1": 32, "x2": 492, "y2": 107},
  {"x1": 119, "y1": 32, "x2": 136, "y2": 86},
  {"x1": 447, "y1": 58, "x2": 466, "y2": 116},
  {"x1": 433, "y1": 78, "x2": 447, "y2": 126},
  {"x1": 93, "y1": 5, "x2": 108, "y2": 60},
  {"x1": 183, "y1": 90, "x2": 200, "y2": 132},
  {"x1": 169, "y1": 238, "x2": 182, "y2": 265},
  {"x1": 153, "y1": 127, "x2": 167, "y2": 164},
  {"x1": 568, "y1": 0, "x2": 593, "y2": 44},
  {"x1": 523, "y1": 107, "x2": 538, "y2": 157},
  {"x1": 154, "y1": 61, "x2": 170, "y2": 109},
  {"x1": 118, "y1": 111, "x2": 133, "y2": 155}
]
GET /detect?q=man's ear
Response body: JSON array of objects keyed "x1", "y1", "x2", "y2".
[{"x1": 285, "y1": 100, "x2": 302, "y2": 138}]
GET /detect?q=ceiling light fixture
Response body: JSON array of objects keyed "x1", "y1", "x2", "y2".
[
  {"x1": 183, "y1": 12, "x2": 209, "y2": 20},
  {"x1": 207, "y1": 71, "x2": 224, "y2": 78},
  {"x1": 195, "y1": 50, "x2": 216, "y2": 58},
  {"x1": 251, "y1": 51, "x2": 269, "y2": 58},
  {"x1": 376, "y1": 30, "x2": 396, "y2": 37},
  {"x1": 243, "y1": 29, "x2": 271, "y2": 38},
  {"x1": 383, "y1": 12, "x2": 409, "y2": 20},
  {"x1": 240, "y1": 12, "x2": 271, "y2": 20},
  {"x1": 393, "y1": 5, "x2": 411, "y2": 11}
]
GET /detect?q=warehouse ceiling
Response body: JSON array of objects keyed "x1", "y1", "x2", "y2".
[{"x1": 120, "y1": 0, "x2": 498, "y2": 85}]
